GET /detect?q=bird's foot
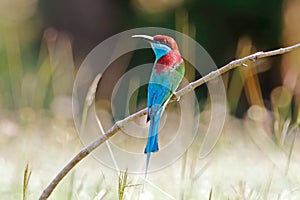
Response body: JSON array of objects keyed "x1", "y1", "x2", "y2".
[{"x1": 171, "y1": 94, "x2": 180, "y2": 102}]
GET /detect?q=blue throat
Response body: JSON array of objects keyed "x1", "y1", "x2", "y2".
[{"x1": 151, "y1": 43, "x2": 172, "y2": 61}]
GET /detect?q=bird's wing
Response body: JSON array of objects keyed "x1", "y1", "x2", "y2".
[
  {"x1": 169, "y1": 60, "x2": 185, "y2": 93},
  {"x1": 147, "y1": 60, "x2": 185, "y2": 117}
]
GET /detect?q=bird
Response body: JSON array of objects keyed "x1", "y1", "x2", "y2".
[{"x1": 132, "y1": 34, "x2": 185, "y2": 182}]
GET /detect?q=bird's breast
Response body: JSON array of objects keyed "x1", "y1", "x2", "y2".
[{"x1": 155, "y1": 50, "x2": 183, "y2": 74}]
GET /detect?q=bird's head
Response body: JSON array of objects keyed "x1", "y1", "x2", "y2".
[{"x1": 132, "y1": 34, "x2": 179, "y2": 60}]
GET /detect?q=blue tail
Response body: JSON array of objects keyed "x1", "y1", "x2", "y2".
[
  {"x1": 143, "y1": 110, "x2": 161, "y2": 189},
  {"x1": 145, "y1": 111, "x2": 161, "y2": 153}
]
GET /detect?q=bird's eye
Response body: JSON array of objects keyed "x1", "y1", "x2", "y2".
[
  {"x1": 156, "y1": 38, "x2": 172, "y2": 48},
  {"x1": 158, "y1": 39, "x2": 167, "y2": 45}
]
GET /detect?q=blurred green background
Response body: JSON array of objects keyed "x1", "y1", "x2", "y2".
[{"x1": 1, "y1": 0, "x2": 298, "y2": 116}]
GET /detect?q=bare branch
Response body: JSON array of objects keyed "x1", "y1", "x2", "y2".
[
  {"x1": 39, "y1": 42, "x2": 300, "y2": 200},
  {"x1": 175, "y1": 43, "x2": 300, "y2": 98}
]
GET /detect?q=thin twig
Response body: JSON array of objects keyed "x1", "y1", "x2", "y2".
[
  {"x1": 39, "y1": 42, "x2": 300, "y2": 200},
  {"x1": 175, "y1": 43, "x2": 300, "y2": 98}
]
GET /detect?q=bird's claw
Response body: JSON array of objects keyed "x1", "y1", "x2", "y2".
[{"x1": 171, "y1": 94, "x2": 180, "y2": 102}]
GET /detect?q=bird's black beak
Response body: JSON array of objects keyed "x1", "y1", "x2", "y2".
[{"x1": 132, "y1": 35, "x2": 154, "y2": 43}]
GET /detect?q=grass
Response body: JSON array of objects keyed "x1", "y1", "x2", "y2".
[
  {"x1": 23, "y1": 164, "x2": 32, "y2": 200},
  {"x1": 1, "y1": 79, "x2": 300, "y2": 200},
  {"x1": 118, "y1": 170, "x2": 128, "y2": 200},
  {"x1": 285, "y1": 124, "x2": 299, "y2": 175}
]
